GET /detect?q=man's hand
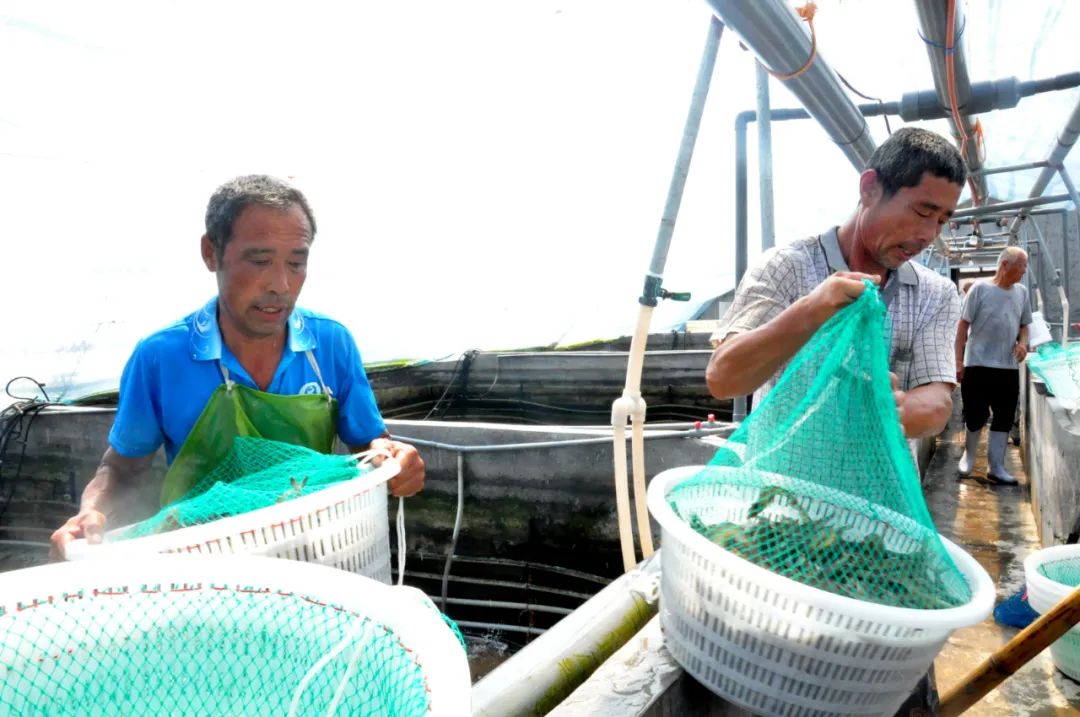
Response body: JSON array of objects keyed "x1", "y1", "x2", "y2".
[
  {"x1": 805, "y1": 271, "x2": 879, "y2": 325},
  {"x1": 371, "y1": 438, "x2": 425, "y2": 498},
  {"x1": 889, "y1": 377, "x2": 953, "y2": 439},
  {"x1": 49, "y1": 508, "x2": 107, "y2": 561},
  {"x1": 890, "y1": 372, "x2": 909, "y2": 428},
  {"x1": 956, "y1": 366, "x2": 964, "y2": 382},
  {"x1": 1013, "y1": 342, "x2": 1028, "y2": 363}
]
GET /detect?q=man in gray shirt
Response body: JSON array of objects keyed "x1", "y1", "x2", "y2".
[{"x1": 955, "y1": 246, "x2": 1031, "y2": 483}]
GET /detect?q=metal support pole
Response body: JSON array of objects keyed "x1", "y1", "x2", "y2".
[
  {"x1": 1030, "y1": 218, "x2": 1066, "y2": 341},
  {"x1": 972, "y1": 161, "x2": 1050, "y2": 176},
  {"x1": 755, "y1": 62, "x2": 776, "y2": 251},
  {"x1": 648, "y1": 16, "x2": 724, "y2": 279},
  {"x1": 951, "y1": 194, "x2": 1071, "y2": 220},
  {"x1": 1008, "y1": 92, "x2": 1080, "y2": 236},
  {"x1": 1056, "y1": 166, "x2": 1080, "y2": 326}
]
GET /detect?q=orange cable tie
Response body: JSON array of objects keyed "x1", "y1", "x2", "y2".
[{"x1": 768, "y1": 2, "x2": 818, "y2": 82}]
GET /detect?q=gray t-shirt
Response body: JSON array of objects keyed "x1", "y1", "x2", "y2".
[{"x1": 961, "y1": 280, "x2": 1032, "y2": 369}]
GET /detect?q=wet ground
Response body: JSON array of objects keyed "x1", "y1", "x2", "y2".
[{"x1": 929, "y1": 410, "x2": 1080, "y2": 715}]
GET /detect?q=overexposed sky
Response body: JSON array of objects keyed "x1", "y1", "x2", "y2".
[{"x1": 1, "y1": 1, "x2": 1078, "y2": 403}]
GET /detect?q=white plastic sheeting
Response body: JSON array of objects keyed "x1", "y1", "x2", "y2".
[{"x1": 1, "y1": 0, "x2": 1077, "y2": 406}]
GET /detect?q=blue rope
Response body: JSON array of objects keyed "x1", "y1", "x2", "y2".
[{"x1": 917, "y1": 14, "x2": 966, "y2": 54}]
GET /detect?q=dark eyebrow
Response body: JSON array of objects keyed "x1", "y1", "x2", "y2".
[
  {"x1": 915, "y1": 200, "x2": 953, "y2": 218},
  {"x1": 291, "y1": 247, "x2": 310, "y2": 257},
  {"x1": 240, "y1": 248, "x2": 273, "y2": 259}
]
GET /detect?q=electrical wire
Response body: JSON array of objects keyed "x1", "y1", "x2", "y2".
[
  {"x1": 0, "y1": 379, "x2": 64, "y2": 525},
  {"x1": 836, "y1": 72, "x2": 892, "y2": 136}
]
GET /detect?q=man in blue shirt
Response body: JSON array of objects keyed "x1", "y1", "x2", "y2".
[{"x1": 50, "y1": 175, "x2": 424, "y2": 557}]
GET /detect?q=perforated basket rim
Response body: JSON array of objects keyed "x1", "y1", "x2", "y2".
[
  {"x1": 65, "y1": 459, "x2": 399, "y2": 560},
  {"x1": 647, "y1": 465, "x2": 994, "y2": 629},
  {"x1": 0, "y1": 553, "x2": 470, "y2": 715},
  {"x1": 1024, "y1": 544, "x2": 1080, "y2": 613}
]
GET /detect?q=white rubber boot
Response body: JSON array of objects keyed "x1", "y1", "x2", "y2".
[
  {"x1": 957, "y1": 428, "x2": 981, "y2": 476},
  {"x1": 987, "y1": 430, "x2": 1018, "y2": 484}
]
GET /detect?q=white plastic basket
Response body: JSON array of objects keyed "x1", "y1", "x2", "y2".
[
  {"x1": 0, "y1": 554, "x2": 470, "y2": 716},
  {"x1": 1024, "y1": 544, "x2": 1080, "y2": 680},
  {"x1": 66, "y1": 459, "x2": 399, "y2": 584},
  {"x1": 647, "y1": 465, "x2": 994, "y2": 717}
]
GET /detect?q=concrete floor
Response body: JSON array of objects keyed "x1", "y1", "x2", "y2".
[{"x1": 929, "y1": 412, "x2": 1080, "y2": 716}]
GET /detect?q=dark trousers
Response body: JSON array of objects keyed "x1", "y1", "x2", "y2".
[
  {"x1": 961, "y1": 366, "x2": 1019, "y2": 433},
  {"x1": 892, "y1": 665, "x2": 938, "y2": 716}
]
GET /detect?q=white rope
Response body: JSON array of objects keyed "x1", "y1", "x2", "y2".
[
  {"x1": 288, "y1": 613, "x2": 368, "y2": 717},
  {"x1": 396, "y1": 496, "x2": 406, "y2": 586},
  {"x1": 350, "y1": 447, "x2": 407, "y2": 585},
  {"x1": 324, "y1": 632, "x2": 368, "y2": 717}
]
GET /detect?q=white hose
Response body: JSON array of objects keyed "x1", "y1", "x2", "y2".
[
  {"x1": 611, "y1": 304, "x2": 655, "y2": 572},
  {"x1": 631, "y1": 411, "x2": 654, "y2": 558},
  {"x1": 611, "y1": 418, "x2": 636, "y2": 572}
]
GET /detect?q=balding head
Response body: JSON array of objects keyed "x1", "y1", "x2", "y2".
[
  {"x1": 997, "y1": 246, "x2": 1028, "y2": 269},
  {"x1": 994, "y1": 246, "x2": 1028, "y2": 289}
]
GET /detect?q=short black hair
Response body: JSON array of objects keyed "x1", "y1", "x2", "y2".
[
  {"x1": 204, "y1": 175, "x2": 317, "y2": 256},
  {"x1": 867, "y1": 127, "x2": 967, "y2": 199}
]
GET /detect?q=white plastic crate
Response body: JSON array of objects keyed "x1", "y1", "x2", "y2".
[
  {"x1": 1024, "y1": 543, "x2": 1080, "y2": 680},
  {"x1": 647, "y1": 465, "x2": 994, "y2": 717},
  {"x1": 66, "y1": 459, "x2": 399, "y2": 583},
  {"x1": 0, "y1": 554, "x2": 470, "y2": 716}
]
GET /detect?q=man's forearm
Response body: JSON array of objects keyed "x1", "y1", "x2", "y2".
[
  {"x1": 955, "y1": 319, "x2": 969, "y2": 368},
  {"x1": 899, "y1": 383, "x2": 954, "y2": 439},
  {"x1": 80, "y1": 448, "x2": 153, "y2": 518},
  {"x1": 706, "y1": 295, "x2": 826, "y2": 399}
]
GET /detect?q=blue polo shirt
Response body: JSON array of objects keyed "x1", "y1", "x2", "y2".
[{"x1": 109, "y1": 298, "x2": 386, "y2": 462}]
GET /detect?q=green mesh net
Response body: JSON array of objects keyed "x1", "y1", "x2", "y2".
[
  {"x1": 119, "y1": 437, "x2": 371, "y2": 540},
  {"x1": 1039, "y1": 558, "x2": 1080, "y2": 587},
  {"x1": 1027, "y1": 342, "x2": 1080, "y2": 404},
  {"x1": 0, "y1": 559, "x2": 469, "y2": 716},
  {"x1": 669, "y1": 283, "x2": 972, "y2": 610}
]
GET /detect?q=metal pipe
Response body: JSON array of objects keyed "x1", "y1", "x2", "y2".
[
  {"x1": 405, "y1": 570, "x2": 594, "y2": 601},
  {"x1": 735, "y1": 112, "x2": 748, "y2": 286},
  {"x1": 455, "y1": 621, "x2": 547, "y2": 637},
  {"x1": 443, "y1": 597, "x2": 574, "y2": 617},
  {"x1": 756, "y1": 62, "x2": 776, "y2": 251},
  {"x1": 1009, "y1": 93, "x2": 1080, "y2": 236},
  {"x1": 972, "y1": 161, "x2": 1050, "y2": 177},
  {"x1": 471, "y1": 554, "x2": 661, "y2": 716},
  {"x1": 394, "y1": 425, "x2": 732, "y2": 454},
  {"x1": 647, "y1": 16, "x2": 723, "y2": 279},
  {"x1": 1030, "y1": 219, "x2": 1066, "y2": 341},
  {"x1": 960, "y1": 207, "x2": 1075, "y2": 222},
  {"x1": 703, "y1": 0, "x2": 875, "y2": 169},
  {"x1": 1057, "y1": 166, "x2": 1080, "y2": 321},
  {"x1": 952, "y1": 194, "x2": 1071, "y2": 220},
  {"x1": 913, "y1": 0, "x2": 988, "y2": 200},
  {"x1": 1026, "y1": 95, "x2": 1080, "y2": 202},
  {"x1": 1064, "y1": 211, "x2": 1072, "y2": 318}
]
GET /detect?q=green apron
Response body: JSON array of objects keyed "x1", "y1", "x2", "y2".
[{"x1": 160, "y1": 350, "x2": 339, "y2": 506}]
